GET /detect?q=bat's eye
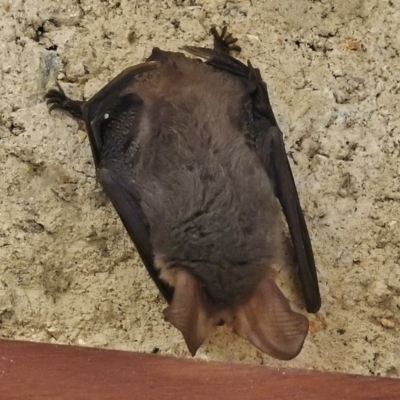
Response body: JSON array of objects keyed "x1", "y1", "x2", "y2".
[{"x1": 104, "y1": 113, "x2": 110, "y2": 120}]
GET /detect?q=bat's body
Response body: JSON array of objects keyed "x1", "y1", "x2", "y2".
[{"x1": 46, "y1": 27, "x2": 321, "y2": 360}]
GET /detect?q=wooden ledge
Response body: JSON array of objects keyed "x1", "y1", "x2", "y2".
[{"x1": 0, "y1": 339, "x2": 398, "y2": 399}]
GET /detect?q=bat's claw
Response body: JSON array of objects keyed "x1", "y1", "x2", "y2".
[
  {"x1": 210, "y1": 26, "x2": 241, "y2": 54},
  {"x1": 44, "y1": 83, "x2": 85, "y2": 120},
  {"x1": 48, "y1": 103, "x2": 62, "y2": 114}
]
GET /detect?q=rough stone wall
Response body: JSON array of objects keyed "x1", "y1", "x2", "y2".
[{"x1": 1, "y1": 0, "x2": 399, "y2": 376}]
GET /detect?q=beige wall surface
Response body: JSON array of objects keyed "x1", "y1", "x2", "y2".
[{"x1": 0, "y1": 0, "x2": 399, "y2": 377}]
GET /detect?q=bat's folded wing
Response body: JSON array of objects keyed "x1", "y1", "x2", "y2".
[
  {"x1": 97, "y1": 167, "x2": 173, "y2": 303},
  {"x1": 250, "y1": 67, "x2": 321, "y2": 313},
  {"x1": 261, "y1": 126, "x2": 321, "y2": 313}
]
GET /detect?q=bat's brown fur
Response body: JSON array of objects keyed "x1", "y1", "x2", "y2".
[{"x1": 45, "y1": 27, "x2": 320, "y2": 360}]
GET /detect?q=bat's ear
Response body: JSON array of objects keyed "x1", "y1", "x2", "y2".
[
  {"x1": 163, "y1": 270, "x2": 213, "y2": 356},
  {"x1": 232, "y1": 277, "x2": 309, "y2": 360}
]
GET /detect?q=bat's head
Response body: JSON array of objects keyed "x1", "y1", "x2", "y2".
[{"x1": 158, "y1": 260, "x2": 309, "y2": 360}]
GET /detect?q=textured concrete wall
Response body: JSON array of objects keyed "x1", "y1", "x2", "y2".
[{"x1": 1, "y1": 0, "x2": 399, "y2": 376}]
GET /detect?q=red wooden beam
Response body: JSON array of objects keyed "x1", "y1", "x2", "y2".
[{"x1": 0, "y1": 339, "x2": 398, "y2": 399}]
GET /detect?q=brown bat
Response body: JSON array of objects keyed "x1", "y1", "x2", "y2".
[{"x1": 45, "y1": 27, "x2": 321, "y2": 360}]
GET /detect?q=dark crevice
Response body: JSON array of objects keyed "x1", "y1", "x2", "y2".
[
  {"x1": 307, "y1": 42, "x2": 316, "y2": 51},
  {"x1": 171, "y1": 19, "x2": 180, "y2": 29}
]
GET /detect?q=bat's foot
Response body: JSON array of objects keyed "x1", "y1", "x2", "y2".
[
  {"x1": 210, "y1": 26, "x2": 241, "y2": 54},
  {"x1": 45, "y1": 82, "x2": 85, "y2": 120}
]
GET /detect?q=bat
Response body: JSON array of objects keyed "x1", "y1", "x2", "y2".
[{"x1": 45, "y1": 26, "x2": 321, "y2": 360}]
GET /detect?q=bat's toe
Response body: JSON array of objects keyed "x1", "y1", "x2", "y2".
[
  {"x1": 210, "y1": 26, "x2": 241, "y2": 55},
  {"x1": 44, "y1": 83, "x2": 85, "y2": 120}
]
